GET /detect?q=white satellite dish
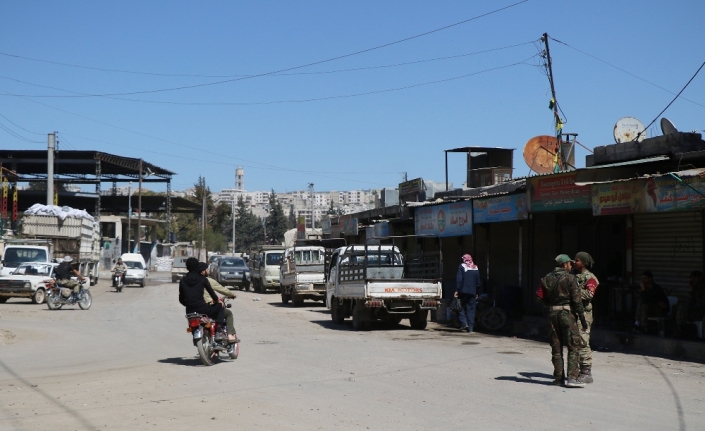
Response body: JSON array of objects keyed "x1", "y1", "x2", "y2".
[
  {"x1": 660, "y1": 117, "x2": 678, "y2": 135},
  {"x1": 613, "y1": 116, "x2": 646, "y2": 143}
]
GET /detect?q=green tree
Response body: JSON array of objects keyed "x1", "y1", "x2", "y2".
[
  {"x1": 287, "y1": 205, "x2": 297, "y2": 229},
  {"x1": 265, "y1": 190, "x2": 287, "y2": 245},
  {"x1": 327, "y1": 200, "x2": 336, "y2": 215},
  {"x1": 234, "y1": 196, "x2": 263, "y2": 251}
]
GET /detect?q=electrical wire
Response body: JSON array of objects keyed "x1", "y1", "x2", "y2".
[
  {"x1": 0, "y1": 112, "x2": 45, "y2": 135},
  {"x1": 633, "y1": 60, "x2": 705, "y2": 141},
  {"x1": 548, "y1": 36, "x2": 705, "y2": 109},
  {"x1": 1, "y1": 54, "x2": 538, "y2": 105},
  {"x1": 0, "y1": 119, "x2": 43, "y2": 143},
  {"x1": 0, "y1": 41, "x2": 536, "y2": 80},
  {"x1": 0, "y1": 1, "x2": 529, "y2": 99}
]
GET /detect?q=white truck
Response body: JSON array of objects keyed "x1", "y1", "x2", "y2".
[
  {"x1": 19, "y1": 213, "x2": 101, "y2": 285},
  {"x1": 280, "y1": 239, "x2": 346, "y2": 307},
  {"x1": 0, "y1": 241, "x2": 52, "y2": 276},
  {"x1": 326, "y1": 235, "x2": 442, "y2": 331},
  {"x1": 250, "y1": 246, "x2": 285, "y2": 293}
]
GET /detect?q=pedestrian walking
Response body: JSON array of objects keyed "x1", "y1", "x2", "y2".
[
  {"x1": 535, "y1": 254, "x2": 588, "y2": 387},
  {"x1": 573, "y1": 251, "x2": 599, "y2": 384},
  {"x1": 455, "y1": 254, "x2": 481, "y2": 333}
]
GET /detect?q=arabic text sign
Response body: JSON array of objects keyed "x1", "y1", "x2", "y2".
[
  {"x1": 529, "y1": 172, "x2": 591, "y2": 212},
  {"x1": 414, "y1": 201, "x2": 472, "y2": 237},
  {"x1": 591, "y1": 180, "x2": 643, "y2": 215},
  {"x1": 473, "y1": 194, "x2": 528, "y2": 223}
]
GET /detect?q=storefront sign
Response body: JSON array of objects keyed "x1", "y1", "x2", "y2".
[
  {"x1": 528, "y1": 172, "x2": 591, "y2": 212},
  {"x1": 592, "y1": 174, "x2": 705, "y2": 215},
  {"x1": 473, "y1": 194, "x2": 528, "y2": 223},
  {"x1": 414, "y1": 201, "x2": 472, "y2": 237}
]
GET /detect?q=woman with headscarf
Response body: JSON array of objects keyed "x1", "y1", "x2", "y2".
[{"x1": 455, "y1": 254, "x2": 481, "y2": 333}]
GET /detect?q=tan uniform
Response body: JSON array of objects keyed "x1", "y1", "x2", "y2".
[
  {"x1": 203, "y1": 277, "x2": 236, "y2": 335},
  {"x1": 575, "y1": 269, "x2": 598, "y2": 368}
]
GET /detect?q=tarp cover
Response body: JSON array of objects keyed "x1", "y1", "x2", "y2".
[{"x1": 24, "y1": 204, "x2": 95, "y2": 222}]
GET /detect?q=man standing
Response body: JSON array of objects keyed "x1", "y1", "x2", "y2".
[
  {"x1": 573, "y1": 252, "x2": 599, "y2": 384},
  {"x1": 633, "y1": 271, "x2": 669, "y2": 332},
  {"x1": 455, "y1": 254, "x2": 481, "y2": 333},
  {"x1": 55, "y1": 256, "x2": 87, "y2": 298},
  {"x1": 536, "y1": 254, "x2": 588, "y2": 387},
  {"x1": 198, "y1": 262, "x2": 239, "y2": 343}
]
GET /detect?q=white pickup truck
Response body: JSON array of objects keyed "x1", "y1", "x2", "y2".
[
  {"x1": 326, "y1": 236, "x2": 442, "y2": 331},
  {"x1": 280, "y1": 239, "x2": 347, "y2": 307}
]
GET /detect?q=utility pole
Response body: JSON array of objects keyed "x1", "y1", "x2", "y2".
[
  {"x1": 46, "y1": 133, "x2": 55, "y2": 206},
  {"x1": 231, "y1": 198, "x2": 236, "y2": 254},
  {"x1": 201, "y1": 177, "x2": 206, "y2": 259},
  {"x1": 542, "y1": 33, "x2": 564, "y2": 172},
  {"x1": 135, "y1": 159, "x2": 143, "y2": 253},
  {"x1": 127, "y1": 181, "x2": 132, "y2": 253},
  {"x1": 308, "y1": 183, "x2": 315, "y2": 229}
]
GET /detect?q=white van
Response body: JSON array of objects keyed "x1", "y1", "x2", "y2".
[{"x1": 120, "y1": 253, "x2": 147, "y2": 287}]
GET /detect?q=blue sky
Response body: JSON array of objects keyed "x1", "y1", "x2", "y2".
[{"x1": 1, "y1": 1, "x2": 703, "y2": 194}]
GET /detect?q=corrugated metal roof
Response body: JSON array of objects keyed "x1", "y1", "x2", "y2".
[{"x1": 584, "y1": 155, "x2": 669, "y2": 169}]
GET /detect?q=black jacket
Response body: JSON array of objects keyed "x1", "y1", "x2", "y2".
[
  {"x1": 179, "y1": 272, "x2": 218, "y2": 309},
  {"x1": 456, "y1": 264, "x2": 481, "y2": 295}
]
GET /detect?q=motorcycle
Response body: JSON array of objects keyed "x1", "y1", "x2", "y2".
[
  {"x1": 46, "y1": 279, "x2": 92, "y2": 310},
  {"x1": 112, "y1": 271, "x2": 125, "y2": 292},
  {"x1": 185, "y1": 299, "x2": 238, "y2": 366}
]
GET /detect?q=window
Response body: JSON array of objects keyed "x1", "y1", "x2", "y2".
[
  {"x1": 3, "y1": 248, "x2": 48, "y2": 265},
  {"x1": 125, "y1": 261, "x2": 144, "y2": 269},
  {"x1": 265, "y1": 253, "x2": 282, "y2": 266}
]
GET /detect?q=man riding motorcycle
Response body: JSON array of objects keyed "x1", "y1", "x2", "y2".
[
  {"x1": 112, "y1": 258, "x2": 127, "y2": 286},
  {"x1": 198, "y1": 262, "x2": 239, "y2": 343},
  {"x1": 55, "y1": 256, "x2": 87, "y2": 299},
  {"x1": 178, "y1": 257, "x2": 226, "y2": 339}
]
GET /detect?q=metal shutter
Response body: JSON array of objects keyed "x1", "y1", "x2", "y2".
[{"x1": 633, "y1": 211, "x2": 703, "y2": 299}]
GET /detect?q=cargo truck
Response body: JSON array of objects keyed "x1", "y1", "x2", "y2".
[
  {"x1": 326, "y1": 235, "x2": 442, "y2": 331},
  {"x1": 280, "y1": 238, "x2": 346, "y2": 306}
]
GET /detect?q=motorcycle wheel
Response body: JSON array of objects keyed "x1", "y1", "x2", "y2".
[
  {"x1": 46, "y1": 294, "x2": 62, "y2": 310},
  {"x1": 78, "y1": 290, "x2": 92, "y2": 310},
  {"x1": 228, "y1": 342, "x2": 239, "y2": 360},
  {"x1": 196, "y1": 335, "x2": 215, "y2": 366},
  {"x1": 479, "y1": 307, "x2": 507, "y2": 331}
]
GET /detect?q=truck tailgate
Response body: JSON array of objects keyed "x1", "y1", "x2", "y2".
[{"x1": 366, "y1": 281, "x2": 441, "y2": 299}]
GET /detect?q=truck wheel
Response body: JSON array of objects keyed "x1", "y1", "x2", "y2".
[
  {"x1": 281, "y1": 291, "x2": 290, "y2": 304},
  {"x1": 32, "y1": 288, "x2": 46, "y2": 304},
  {"x1": 331, "y1": 297, "x2": 344, "y2": 324},
  {"x1": 352, "y1": 301, "x2": 370, "y2": 331},
  {"x1": 409, "y1": 309, "x2": 428, "y2": 330}
]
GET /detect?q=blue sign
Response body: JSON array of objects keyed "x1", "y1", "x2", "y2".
[
  {"x1": 414, "y1": 201, "x2": 472, "y2": 237},
  {"x1": 473, "y1": 194, "x2": 528, "y2": 223}
]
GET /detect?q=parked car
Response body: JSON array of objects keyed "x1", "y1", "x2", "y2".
[
  {"x1": 0, "y1": 262, "x2": 58, "y2": 304},
  {"x1": 172, "y1": 257, "x2": 188, "y2": 283},
  {"x1": 213, "y1": 257, "x2": 250, "y2": 290},
  {"x1": 121, "y1": 253, "x2": 147, "y2": 287}
]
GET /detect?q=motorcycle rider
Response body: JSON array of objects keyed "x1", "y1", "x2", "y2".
[
  {"x1": 55, "y1": 256, "x2": 87, "y2": 299},
  {"x1": 198, "y1": 262, "x2": 239, "y2": 343},
  {"x1": 179, "y1": 257, "x2": 226, "y2": 336},
  {"x1": 111, "y1": 258, "x2": 127, "y2": 286}
]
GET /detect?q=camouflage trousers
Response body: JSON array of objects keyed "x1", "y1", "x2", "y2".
[
  {"x1": 578, "y1": 310, "x2": 593, "y2": 368},
  {"x1": 548, "y1": 310, "x2": 586, "y2": 380},
  {"x1": 57, "y1": 279, "x2": 80, "y2": 294}
]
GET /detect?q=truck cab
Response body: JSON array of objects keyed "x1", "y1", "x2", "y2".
[
  {"x1": 250, "y1": 247, "x2": 284, "y2": 293},
  {"x1": 0, "y1": 245, "x2": 50, "y2": 276}
]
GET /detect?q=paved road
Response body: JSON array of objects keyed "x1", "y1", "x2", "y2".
[{"x1": 1, "y1": 278, "x2": 704, "y2": 431}]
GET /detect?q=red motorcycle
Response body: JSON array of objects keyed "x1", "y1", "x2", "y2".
[{"x1": 186, "y1": 299, "x2": 238, "y2": 366}]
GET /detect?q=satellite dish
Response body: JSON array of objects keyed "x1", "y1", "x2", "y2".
[
  {"x1": 660, "y1": 117, "x2": 678, "y2": 135},
  {"x1": 613, "y1": 117, "x2": 646, "y2": 143},
  {"x1": 523, "y1": 135, "x2": 558, "y2": 174}
]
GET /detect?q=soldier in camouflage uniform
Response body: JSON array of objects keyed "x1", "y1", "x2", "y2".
[
  {"x1": 573, "y1": 252, "x2": 598, "y2": 384},
  {"x1": 536, "y1": 254, "x2": 588, "y2": 388}
]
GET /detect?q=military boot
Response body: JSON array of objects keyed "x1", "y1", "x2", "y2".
[
  {"x1": 578, "y1": 366, "x2": 593, "y2": 384},
  {"x1": 565, "y1": 378, "x2": 585, "y2": 388}
]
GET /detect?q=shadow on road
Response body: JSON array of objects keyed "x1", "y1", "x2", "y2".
[
  {"x1": 495, "y1": 371, "x2": 556, "y2": 386},
  {"x1": 157, "y1": 357, "x2": 204, "y2": 367},
  {"x1": 310, "y1": 319, "x2": 409, "y2": 332}
]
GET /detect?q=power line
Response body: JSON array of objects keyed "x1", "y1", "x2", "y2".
[
  {"x1": 1, "y1": 54, "x2": 538, "y2": 105},
  {"x1": 634, "y1": 60, "x2": 705, "y2": 141},
  {"x1": 0, "y1": 112, "x2": 45, "y2": 135},
  {"x1": 0, "y1": 41, "x2": 536, "y2": 79},
  {"x1": 1, "y1": 1, "x2": 529, "y2": 99},
  {"x1": 0, "y1": 118, "x2": 43, "y2": 143},
  {"x1": 548, "y1": 36, "x2": 705, "y2": 109}
]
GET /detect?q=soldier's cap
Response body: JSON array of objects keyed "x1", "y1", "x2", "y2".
[{"x1": 555, "y1": 254, "x2": 573, "y2": 265}]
